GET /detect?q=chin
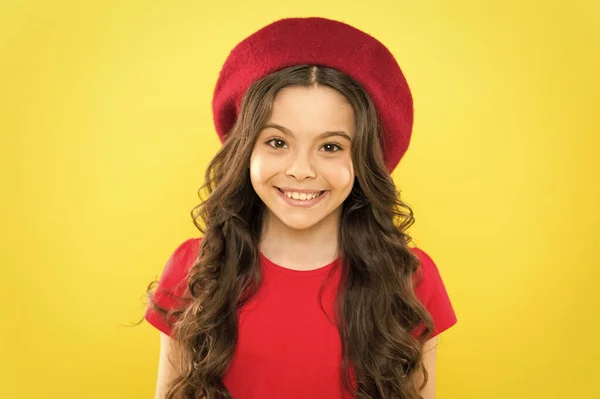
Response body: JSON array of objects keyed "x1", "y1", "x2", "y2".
[{"x1": 274, "y1": 213, "x2": 321, "y2": 231}]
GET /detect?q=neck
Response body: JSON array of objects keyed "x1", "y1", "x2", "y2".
[{"x1": 258, "y1": 208, "x2": 341, "y2": 270}]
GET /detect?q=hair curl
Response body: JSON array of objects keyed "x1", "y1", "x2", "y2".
[{"x1": 147, "y1": 65, "x2": 435, "y2": 399}]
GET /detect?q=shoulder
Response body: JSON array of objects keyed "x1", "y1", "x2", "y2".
[
  {"x1": 158, "y1": 237, "x2": 202, "y2": 285},
  {"x1": 410, "y1": 247, "x2": 443, "y2": 294},
  {"x1": 409, "y1": 246, "x2": 458, "y2": 338},
  {"x1": 153, "y1": 237, "x2": 203, "y2": 305}
]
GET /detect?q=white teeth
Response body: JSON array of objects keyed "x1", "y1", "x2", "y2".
[{"x1": 283, "y1": 191, "x2": 321, "y2": 201}]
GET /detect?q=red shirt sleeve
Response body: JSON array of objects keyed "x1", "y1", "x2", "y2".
[
  {"x1": 410, "y1": 247, "x2": 458, "y2": 339},
  {"x1": 145, "y1": 237, "x2": 202, "y2": 336}
]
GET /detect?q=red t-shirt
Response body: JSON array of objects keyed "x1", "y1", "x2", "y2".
[{"x1": 145, "y1": 238, "x2": 457, "y2": 399}]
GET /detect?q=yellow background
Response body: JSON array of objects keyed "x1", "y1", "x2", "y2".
[{"x1": 2, "y1": 1, "x2": 598, "y2": 398}]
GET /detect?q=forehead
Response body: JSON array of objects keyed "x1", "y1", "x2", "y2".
[{"x1": 266, "y1": 86, "x2": 355, "y2": 137}]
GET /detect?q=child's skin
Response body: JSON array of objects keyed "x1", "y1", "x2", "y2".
[{"x1": 251, "y1": 85, "x2": 355, "y2": 271}]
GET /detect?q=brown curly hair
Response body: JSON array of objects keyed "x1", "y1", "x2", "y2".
[{"x1": 147, "y1": 65, "x2": 435, "y2": 399}]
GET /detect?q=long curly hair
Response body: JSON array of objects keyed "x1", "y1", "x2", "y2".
[{"x1": 147, "y1": 65, "x2": 435, "y2": 399}]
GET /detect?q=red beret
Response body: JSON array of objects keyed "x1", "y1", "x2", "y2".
[{"x1": 212, "y1": 17, "x2": 414, "y2": 172}]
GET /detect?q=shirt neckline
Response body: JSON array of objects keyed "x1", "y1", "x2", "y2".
[{"x1": 259, "y1": 252, "x2": 342, "y2": 278}]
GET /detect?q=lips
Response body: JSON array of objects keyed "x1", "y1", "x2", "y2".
[
  {"x1": 276, "y1": 187, "x2": 325, "y2": 200},
  {"x1": 274, "y1": 187, "x2": 328, "y2": 207}
]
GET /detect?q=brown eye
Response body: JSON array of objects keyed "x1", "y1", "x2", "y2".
[
  {"x1": 321, "y1": 143, "x2": 342, "y2": 153},
  {"x1": 266, "y1": 138, "x2": 288, "y2": 149}
]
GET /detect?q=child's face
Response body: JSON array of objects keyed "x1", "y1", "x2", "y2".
[{"x1": 250, "y1": 85, "x2": 355, "y2": 231}]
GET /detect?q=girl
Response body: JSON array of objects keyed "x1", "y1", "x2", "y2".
[{"x1": 145, "y1": 17, "x2": 457, "y2": 399}]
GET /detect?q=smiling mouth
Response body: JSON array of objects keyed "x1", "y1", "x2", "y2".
[{"x1": 275, "y1": 187, "x2": 326, "y2": 200}]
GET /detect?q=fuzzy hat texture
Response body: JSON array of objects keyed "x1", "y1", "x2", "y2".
[{"x1": 212, "y1": 17, "x2": 414, "y2": 172}]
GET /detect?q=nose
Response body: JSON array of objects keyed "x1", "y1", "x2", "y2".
[{"x1": 286, "y1": 151, "x2": 316, "y2": 181}]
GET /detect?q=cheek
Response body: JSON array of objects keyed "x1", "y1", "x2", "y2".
[
  {"x1": 326, "y1": 159, "x2": 354, "y2": 189},
  {"x1": 249, "y1": 151, "x2": 274, "y2": 184}
]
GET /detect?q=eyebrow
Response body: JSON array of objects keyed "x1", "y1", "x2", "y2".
[{"x1": 263, "y1": 123, "x2": 353, "y2": 142}]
